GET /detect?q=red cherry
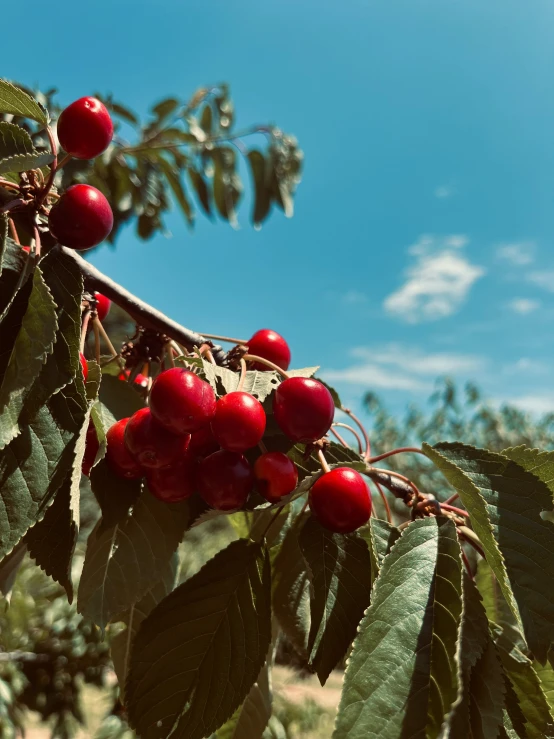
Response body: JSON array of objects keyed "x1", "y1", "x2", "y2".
[
  {"x1": 198, "y1": 450, "x2": 253, "y2": 510},
  {"x1": 79, "y1": 352, "x2": 88, "y2": 381},
  {"x1": 57, "y1": 96, "x2": 113, "y2": 160},
  {"x1": 81, "y1": 422, "x2": 100, "y2": 477},
  {"x1": 150, "y1": 368, "x2": 216, "y2": 435},
  {"x1": 146, "y1": 453, "x2": 198, "y2": 503},
  {"x1": 273, "y1": 377, "x2": 334, "y2": 443},
  {"x1": 48, "y1": 184, "x2": 113, "y2": 250},
  {"x1": 309, "y1": 468, "x2": 372, "y2": 533},
  {"x1": 211, "y1": 392, "x2": 266, "y2": 452},
  {"x1": 106, "y1": 418, "x2": 144, "y2": 479},
  {"x1": 247, "y1": 329, "x2": 291, "y2": 372},
  {"x1": 21, "y1": 245, "x2": 31, "y2": 253},
  {"x1": 94, "y1": 292, "x2": 111, "y2": 321},
  {"x1": 189, "y1": 426, "x2": 220, "y2": 459},
  {"x1": 124, "y1": 408, "x2": 190, "y2": 470},
  {"x1": 117, "y1": 370, "x2": 148, "y2": 388},
  {"x1": 254, "y1": 452, "x2": 298, "y2": 503}
]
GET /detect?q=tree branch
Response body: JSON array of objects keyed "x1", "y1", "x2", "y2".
[{"x1": 58, "y1": 246, "x2": 228, "y2": 364}]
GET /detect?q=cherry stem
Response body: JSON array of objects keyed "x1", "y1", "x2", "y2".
[
  {"x1": 444, "y1": 492, "x2": 460, "y2": 505},
  {"x1": 458, "y1": 525, "x2": 485, "y2": 558},
  {"x1": 58, "y1": 246, "x2": 228, "y2": 364},
  {"x1": 0, "y1": 198, "x2": 28, "y2": 214},
  {"x1": 198, "y1": 344, "x2": 216, "y2": 365},
  {"x1": 318, "y1": 449, "x2": 331, "y2": 474},
  {"x1": 56, "y1": 153, "x2": 72, "y2": 170},
  {"x1": 341, "y1": 407, "x2": 371, "y2": 460},
  {"x1": 258, "y1": 439, "x2": 268, "y2": 454},
  {"x1": 33, "y1": 223, "x2": 41, "y2": 260},
  {"x1": 440, "y1": 503, "x2": 469, "y2": 518},
  {"x1": 243, "y1": 353, "x2": 290, "y2": 378},
  {"x1": 368, "y1": 447, "x2": 426, "y2": 464},
  {"x1": 8, "y1": 218, "x2": 20, "y2": 245},
  {"x1": 0, "y1": 179, "x2": 21, "y2": 191},
  {"x1": 93, "y1": 318, "x2": 120, "y2": 361},
  {"x1": 80, "y1": 311, "x2": 91, "y2": 353},
  {"x1": 237, "y1": 358, "x2": 247, "y2": 392},
  {"x1": 36, "y1": 126, "x2": 58, "y2": 207},
  {"x1": 329, "y1": 426, "x2": 350, "y2": 448},
  {"x1": 165, "y1": 342, "x2": 175, "y2": 369},
  {"x1": 197, "y1": 332, "x2": 247, "y2": 345},
  {"x1": 333, "y1": 422, "x2": 363, "y2": 454},
  {"x1": 258, "y1": 504, "x2": 286, "y2": 541},
  {"x1": 92, "y1": 320, "x2": 101, "y2": 364},
  {"x1": 372, "y1": 478, "x2": 393, "y2": 525}
]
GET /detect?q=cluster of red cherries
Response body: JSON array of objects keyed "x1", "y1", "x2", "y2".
[{"x1": 51, "y1": 94, "x2": 372, "y2": 534}]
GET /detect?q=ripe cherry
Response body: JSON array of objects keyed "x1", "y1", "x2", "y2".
[
  {"x1": 48, "y1": 184, "x2": 113, "y2": 250},
  {"x1": 150, "y1": 368, "x2": 216, "y2": 435},
  {"x1": 189, "y1": 426, "x2": 220, "y2": 459},
  {"x1": 124, "y1": 407, "x2": 189, "y2": 470},
  {"x1": 106, "y1": 418, "x2": 144, "y2": 479},
  {"x1": 273, "y1": 377, "x2": 334, "y2": 443},
  {"x1": 247, "y1": 329, "x2": 291, "y2": 371},
  {"x1": 211, "y1": 392, "x2": 266, "y2": 452},
  {"x1": 21, "y1": 245, "x2": 30, "y2": 253},
  {"x1": 94, "y1": 292, "x2": 111, "y2": 321},
  {"x1": 146, "y1": 453, "x2": 198, "y2": 503},
  {"x1": 309, "y1": 467, "x2": 372, "y2": 533},
  {"x1": 81, "y1": 422, "x2": 99, "y2": 477},
  {"x1": 57, "y1": 96, "x2": 114, "y2": 160},
  {"x1": 254, "y1": 452, "x2": 298, "y2": 503},
  {"x1": 79, "y1": 352, "x2": 88, "y2": 381},
  {"x1": 198, "y1": 450, "x2": 253, "y2": 510}
]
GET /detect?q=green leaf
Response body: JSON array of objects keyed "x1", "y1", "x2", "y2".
[
  {"x1": 157, "y1": 157, "x2": 194, "y2": 225},
  {"x1": 0, "y1": 382, "x2": 87, "y2": 560},
  {"x1": 216, "y1": 660, "x2": 272, "y2": 739},
  {"x1": 424, "y1": 441, "x2": 554, "y2": 663},
  {"x1": 272, "y1": 514, "x2": 311, "y2": 660},
  {"x1": 495, "y1": 636, "x2": 554, "y2": 739},
  {"x1": 475, "y1": 558, "x2": 525, "y2": 649},
  {"x1": 0, "y1": 80, "x2": 49, "y2": 125},
  {"x1": 212, "y1": 146, "x2": 242, "y2": 224},
  {"x1": 126, "y1": 539, "x2": 272, "y2": 739},
  {"x1": 0, "y1": 541, "x2": 26, "y2": 599},
  {"x1": 0, "y1": 267, "x2": 57, "y2": 449},
  {"x1": 299, "y1": 516, "x2": 372, "y2": 684},
  {"x1": 188, "y1": 167, "x2": 212, "y2": 217},
  {"x1": 448, "y1": 574, "x2": 505, "y2": 739},
  {"x1": 89, "y1": 458, "x2": 142, "y2": 530},
  {"x1": 110, "y1": 553, "x2": 178, "y2": 701},
  {"x1": 99, "y1": 373, "x2": 145, "y2": 421},
  {"x1": 317, "y1": 378, "x2": 342, "y2": 409},
  {"x1": 359, "y1": 518, "x2": 401, "y2": 586},
  {"x1": 152, "y1": 97, "x2": 179, "y2": 121},
  {"x1": 334, "y1": 518, "x2": 463, "y2": 739},
  {"x1": 535, "y1": 657, "x2": 554, "y2": 716},
  {"x1": 0, "y1": 121, "x2": 54, "y2": 175},
  {"x1": 78, "y1": 487, "x2": 199, "y2": 629},
  {"x1": 200, "y1": 103, "x2": 213, "y2": 133},
  {"x1": 248, "y1": 151, "x2": 271, "y2": 226},
  {"x1": 24, "y1": 478, "x2": 77, "y2": 598}
]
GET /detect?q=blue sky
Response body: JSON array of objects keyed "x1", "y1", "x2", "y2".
[{"x1": 4, "y1": 0, "x2": 554, "y2": 418}]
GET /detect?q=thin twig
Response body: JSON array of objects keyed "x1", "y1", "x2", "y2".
[
  {"x1": 444, "y1": 492, "x2": 460, "y2": 505},
  {"x1": 329, "y1": 426, "x2": 350, "y2": 448},
  {"x1": 243, "y1": 353, "x2": 290, "y2": 378},
  {"x1": 440, "y1": 503, "x2": 469, "y2": 518},
  {"x1": 58, "y1": 246, "x2": 228, "y2": 364},
  {"x1": 197, "y1": 332, "x2": 247, "y2": 344},
  {"x1": 92, "y1": 320, "x2": 101, "y2": 364},
  {"x1": 318, "y1": 449, "x2": 331, "y2": 473},
  {"x1": 80, "y1": 311, "x2": 91, "y2": 353},
  {"x1": 237, "y1": 358, "x2": 247, "y2": 392},
  {"x1": 458, "y1": 525, "x2": 485, "y2": 558}
]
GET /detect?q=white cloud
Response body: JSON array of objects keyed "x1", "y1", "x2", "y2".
[
  {"x1": 502, "y1": 358, "x2": 547, "y2": 375},
  {"x1": 434, "y1": 185, "x2": 454, "y2": 199},
  {"x1": 527, "y1": 271, "x2": 554, "y2": 293},
  {"x1": 323, "y1": 343, "x2": 484, "y2": 391},
  {"x1": 497, "y1": 242, "x2": 535, "y2": 266},
  {"x1": 505, "y1": 394, "x2": 554, "y2": 414},
  {"x1": 384, "y1": 235, "x2": 484, "y2": 323},
  {"x1": 508, "y1": 298, "x2": 540, "y2": 314}
]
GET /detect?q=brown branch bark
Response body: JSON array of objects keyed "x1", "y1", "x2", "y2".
[{"x1": 58, "y1": 246, "x2": 228, "y2": 364}]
